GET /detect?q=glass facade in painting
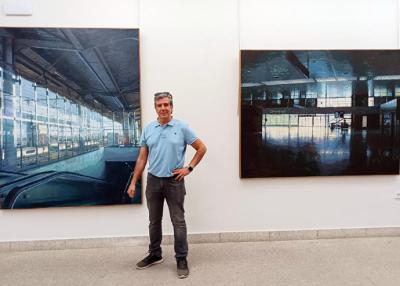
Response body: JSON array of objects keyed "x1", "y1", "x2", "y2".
[{"x1": 0, "y1": 68, "x2": 141, "y2": 171}]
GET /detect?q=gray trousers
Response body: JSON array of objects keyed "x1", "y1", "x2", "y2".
[{"x1": 146, "y1": 173, "x2": 188, "y2": 259}]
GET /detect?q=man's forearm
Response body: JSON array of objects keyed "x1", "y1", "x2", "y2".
[
  {"x1": 131, "y1": 158, "x2": 146, "y2": 184},
  {"x1": 188, "y1": 145, "x2": 207, "y2": 168}
]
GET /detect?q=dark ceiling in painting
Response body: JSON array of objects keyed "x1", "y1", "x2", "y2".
[{"x1": 0, "y1": 28, "x2": 139, "y2": 114}]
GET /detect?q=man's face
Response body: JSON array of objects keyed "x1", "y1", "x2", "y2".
[{"x1": 155, "y1": 97, "x2": 173, "y2": 121}]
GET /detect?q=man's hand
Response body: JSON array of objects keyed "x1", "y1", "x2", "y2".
[
  {"x1": 172, "y1": 167, "x2": 191, "y2": 181},
  {"x1": 127, "y1": 182, "x2": 136, "y2": 198}
]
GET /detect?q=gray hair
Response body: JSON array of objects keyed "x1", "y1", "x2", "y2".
[{"x1": 154, "y1": 92, "x2": 173, "y2": 106}]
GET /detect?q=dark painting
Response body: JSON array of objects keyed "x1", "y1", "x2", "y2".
[
  {"x1": 241, "y1": 50, "x2": 400, "y2": 177},
  {"x1": 0, "y1": 28, "x2": 141, "y2": 208}
]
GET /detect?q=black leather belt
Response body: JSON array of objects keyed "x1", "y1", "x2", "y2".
[{"x1": 149, "y1": 173, "x2": 178, "y2": 179}]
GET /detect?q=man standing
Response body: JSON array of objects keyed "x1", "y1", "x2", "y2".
[{"x1": 127, "y1": 92, "x2": 206, "y2": 279}]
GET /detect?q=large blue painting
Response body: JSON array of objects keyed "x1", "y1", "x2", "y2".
[{"x1": 0, "y1": 28, "x2": 141, "y2": 208}]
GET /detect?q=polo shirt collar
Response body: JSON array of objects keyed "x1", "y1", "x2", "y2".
[{"x1": 156, "y1": 117, "x2": 175, "y2": 127}]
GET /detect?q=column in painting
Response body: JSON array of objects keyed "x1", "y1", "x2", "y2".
[{"x1": 1, "y1": 37, "x2": 17, "y2": 171}]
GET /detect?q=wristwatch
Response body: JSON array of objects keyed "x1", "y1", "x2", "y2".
[{"x1": 187, "y1": 166, "x2": 194, "y2": 172}]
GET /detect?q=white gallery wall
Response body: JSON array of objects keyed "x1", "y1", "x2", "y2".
[{"x1": 0, "y1": 0, "x2": 399, "y2": 242}]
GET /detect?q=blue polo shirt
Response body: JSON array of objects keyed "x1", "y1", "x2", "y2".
[{"x1": 140, "y1": 118, "x2": 198, "y2": 177}]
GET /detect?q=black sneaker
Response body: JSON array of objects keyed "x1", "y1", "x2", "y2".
[
  {"x1": 136, "y1": 253, "x2": 163, "y2": 269},
  {"x1": 177, "y1": 257, "x2": 189, "y2": 279}
]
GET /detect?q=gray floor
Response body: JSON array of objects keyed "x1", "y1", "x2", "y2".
[{"x1": 1, "y1": 237, "x2": 400, "y2": 286}]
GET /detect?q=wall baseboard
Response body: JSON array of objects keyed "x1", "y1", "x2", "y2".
[{"x1": 1, "y1": 227, "x2": 399, "y2": 252}]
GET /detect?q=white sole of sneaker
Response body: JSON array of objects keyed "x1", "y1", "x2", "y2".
[
  {"x1": 178, "y1": 273, "x2": 189, "y2": 279},
  {"x1": 136, "y1": 258, "x2": 164, "y2": 270}
]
